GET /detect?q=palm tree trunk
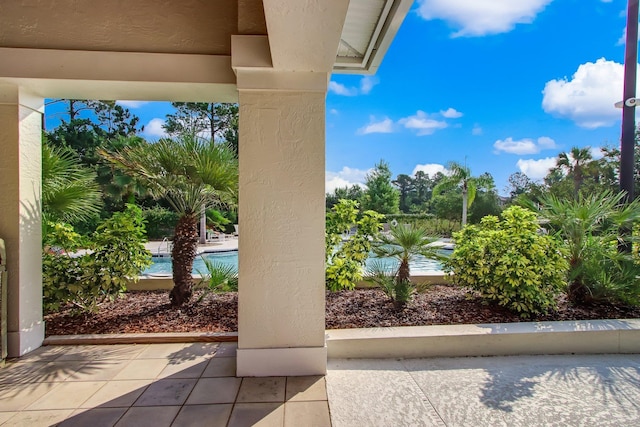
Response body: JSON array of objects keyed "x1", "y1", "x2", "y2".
[
  {"x1": 462, "y1": 189, "x2": 468, "y2": 226},
  {"x1": 170, "y1": 214, "x2": 199, "y2": 306},
  {"x1": 398, "y1": 259, "x2": 410, "y2": 284}
]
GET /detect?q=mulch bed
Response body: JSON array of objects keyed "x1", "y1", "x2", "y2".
[{"x1": 44, "y1": 285, "x2": 640, "y2": 336}]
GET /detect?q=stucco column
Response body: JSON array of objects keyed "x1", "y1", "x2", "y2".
[
  {"x1": 236, "y1": 74, "x2": 328, "y2": 376},
  {"x1": 0, "y1": 84, "x2": 44, "y2": 357}
]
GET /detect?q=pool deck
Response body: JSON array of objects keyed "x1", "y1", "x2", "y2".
[{"x1": 145, "y1": 238, "x2": 239, "y2": 257}]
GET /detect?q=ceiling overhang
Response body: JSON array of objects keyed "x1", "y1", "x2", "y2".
[{"x1": 333, "y1": 0, "x2": 413, "y2": 74}]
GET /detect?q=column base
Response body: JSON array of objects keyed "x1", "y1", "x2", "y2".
[
  {"x1": 237, "y1": 345, "x2": 327, "y2": 377},
  {"x1": 7, "y1": 321, "x2": 44, "y2": 357}
]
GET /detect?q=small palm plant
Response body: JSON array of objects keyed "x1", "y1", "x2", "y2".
[
  {"x1": 368, "y1": 223, "x2": 442, "y2": 308},
  {"x1": 537, "y1": 190, "x2": 640, "y2": 305}
]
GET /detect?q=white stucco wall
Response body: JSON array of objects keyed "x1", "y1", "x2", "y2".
[{"x1": 0, "y1": 84, "x2": 44, "y2": 357}]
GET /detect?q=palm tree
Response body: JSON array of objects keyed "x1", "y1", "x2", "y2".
[
  {"x1": 537, "y1": 190, "x2": 640, "y2": 304},
  {"x1": 102, "y1": 135, "x2": 238, "y2": 306},
  {"x1": 555, "y1": 147, "x2": 593, "y2": 198},
  {"x1": 370, "y1": 223, "x2": 442, "y2": 308},
  {"x1": 433, "y1": 161, "x2": 488, "y2": 226},
  {"x1": 42, "y1": 139, "x2": 102, "y2": 225}
]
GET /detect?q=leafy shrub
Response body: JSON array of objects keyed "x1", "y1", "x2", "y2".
[
  {"x1": 142, "y1": 206, "x2": 179, "y2": 240},
  {"x1": 326, "y1": 200, "x2": 383, "y2": 291},
  {"x1": 43, "y1": 204, "x2": 152, "y2": 313},
  {"x1": 445, "y1": 206, "x2": 567, "y2": 317}
]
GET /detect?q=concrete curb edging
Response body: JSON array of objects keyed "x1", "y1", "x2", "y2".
[
  {"x1": 325, "y1": 319, "x2": 640, "y2": 359},
  {"x1": 44, "y1": 331, "x2": 238, "y2": 346}
]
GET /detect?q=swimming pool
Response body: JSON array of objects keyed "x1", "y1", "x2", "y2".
[{"x1": 142, "y1": 250, "x2": 445, "y2": 276}]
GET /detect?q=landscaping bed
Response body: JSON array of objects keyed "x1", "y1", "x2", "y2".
[{"x1": 44, "y1": 285, "x2": 640, "y2": 336}]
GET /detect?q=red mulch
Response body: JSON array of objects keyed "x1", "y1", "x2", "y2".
[{"x1": 44, "y1": 285, "x2": 640, "y2": 336}]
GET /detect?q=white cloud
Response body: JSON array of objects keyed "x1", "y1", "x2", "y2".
[
  {"x1": 328, "y1": 81, "x2": 358, "y2": 96},
  {"x1": 542, "y1": 58, "x2": 630, "y2": 129},
  {"x1": 412, "y1": 163, "x2": 447, "y2": 177},
  {"x1": 143, "y1": 118, "x2": 168, "y2": 138},
  {"x1": 617, "y1": 26, "x2": 627, "y2": 45},
  {"x1": 399, "y1": 110, "x2": 448, "y2": 135},
  {"x1": 516, "y1": 157, "x2": 557, "y2": 179},
  {"x1": 357, "y1": 116, "x2": 394, "y2": 135},
  {"x1": 329, "y1": 76, "x2": 380, "y2": 96},
  {"x1": 325, "y1": 167, "x2": 371, "y2": 192},
  {"x1": 360, "y1": 76, "x2": 379, "y2": 94},
  {"x1": 440, "y1": 107, "x2": 463, "y2": 118},
  {"x1": 494, "y1": 136, "x2": 556, "y2": 155},
  {"x1": 416, "y1": 0, "x2": 553, "y2": 37},
  {"x1": 472, "y1": 124, "x2": 483, "y2": 135},
  {"x1": 329, "y1": 108, "x2": 339, "y2": 115},
  {"x1": 590, "y1": 146, "x2": 605, "y2": 160},
  {"x1": 116, "y1": 100, "x2": 149, "y2": 108}
]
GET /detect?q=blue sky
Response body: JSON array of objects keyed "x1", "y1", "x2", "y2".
[{"x1": 45, "y1": 0, "x2": 635, "y2": 196}]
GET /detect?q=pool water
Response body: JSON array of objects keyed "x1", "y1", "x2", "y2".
[{"x1": 142, "y1": 250, "x2": 445, "y2": 276}]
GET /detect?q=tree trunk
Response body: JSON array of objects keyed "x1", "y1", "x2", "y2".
[
  {"x1": 462, "y1": 189, "x2": 468, "y2": 226},
  {"x1": 170, "y1": 214, "x2": 199, "y2": 306},
  {"x1": 398, "y1": 259, "x2": 410, "y2": 284}
]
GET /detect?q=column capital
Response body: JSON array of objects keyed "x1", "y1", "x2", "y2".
[{"x1": 232, "y1": 35, "x2": 329, "y2": 93}]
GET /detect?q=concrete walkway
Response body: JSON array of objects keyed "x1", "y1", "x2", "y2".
[
  {"x1": 327, "y1": 354, "x2": 640, "y2": 427},
  {"x1": 1, "y1": 345, "x2": 639, "y2": 426}
]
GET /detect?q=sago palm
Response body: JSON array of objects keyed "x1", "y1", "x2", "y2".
[{"x1": 102, "y1": 135, "x2": 238, "y2": 306}]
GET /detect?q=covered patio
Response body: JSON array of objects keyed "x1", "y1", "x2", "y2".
[{"x1": 0, "y1": 0, "x2": 411, "y2": 376}]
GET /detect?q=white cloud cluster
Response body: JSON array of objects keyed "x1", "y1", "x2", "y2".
[
  {"x1": 416, "y1": 0, "x2": 553, "y2": 37},
  {"x1": 143, "y1": 118, "x2": 168, "y2": 138},
  {"x1": 412, "y1": 163, "x2": 447, "y2": 177},
  {"x1": 116, "y1": 100, "x2": 149, "y2": 108},
  {"x1": 358, "y1": 116, "x2": 394, "y2": 135},
  {"x1": 472, "y1": 124, "x2": 483, "y2": 135},
  {"x1": 329, "y1": 76, "x2": 379, "y2": 96},
  {"x1": 542, "y1": 58, "x2": 626, "y2": 129},
  {"x1": 516, "y1": 157, "x2": 556, "y2": 179},
  {"x1": 325, "y1": 167, "x2": 371, "y2": 193},
  {"x1": 399, "y1": 111, "x2": 448, "y2": 136},
  {"x1": 358, "y1": 108, "x2": 462, "y2": 136},
  {"x1": 494, "y1": 136, "x2": 556, "y2": 155}
]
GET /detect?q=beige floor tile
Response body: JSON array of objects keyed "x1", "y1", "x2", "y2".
[
  {"x1": 284, "y1": 401, "x2": 331, "y2": 427},
  {"x1": 0, "y1": 361, "x2": 49, "y2": 384},
  {"x1": 174, "y1": 342, "x2": 220, "y2": 359},
  {"x1": 228, "y1": 403, "x2": 285, "y2": 427},
  {"x1": 115, "y1": 406, "x2": 181, "y2": 427},
  {"x1": 135, "y1": 343, "x2": 186, "y2": 359},
  {"x1": 133, "y1": 378, "x2": 197, "y2": 406},
  {"x1": 0, "y1": 411, "x2": 17, "y2": 424},
  {"x1": 10, "y1": 346, "x2": 66, "y2": 362},
  {"x1": 0, "y1": 382, "x2": 59, "y2": 411},
  {"x1": 29, "y1": 361, "x2": 86, "y2": 383},
  {"x1": 55, "y1": 345, "x2": 109, "y2": 361},
  {"x1": 157, "y1": 358, "x2": 208, "y2": 379},
  {"x1": 213, "y1": 342, "x2": 237, "y2": 358},
  {"x1": 237, "y1": 377, "x2": 286, "y2": 403},
  {"x1": 26, "y1": 380, "x2": 106, "y2": 410},
  {"x1": 66, "y1": 360, "x2": 128, "y2": 381},
  {"x1": 95, "y1": 344, "x2": 148, "y2": 360},
  {"x1": 202, "y1": 357, "x2": 236, "y2": 377},
  {"x1": 172, "y1": 404, "x2": 233, "y2": 427},
  {"x1": 79, "y1": 379, "x2": 151, "y2": 408},
  {"x1": 60, "y1": 407, "x2": 128, "y2": 427},
  {"x1": 2, "y1": 409, "x2": 74, "y2": 427},
  {"x1": 285, "y1": 376, "x2": 327, "y2": 402},
  {"x1": 112, "y1": 359, "x2": 169, "y2": 380},
  {"x1": 185, "y1": 377, "x2": 242, "y2": 405}
]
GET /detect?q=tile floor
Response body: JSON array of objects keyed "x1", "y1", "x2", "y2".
[{"x1": 0, "y1": 343, "x2": 330, "y2": 427}]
